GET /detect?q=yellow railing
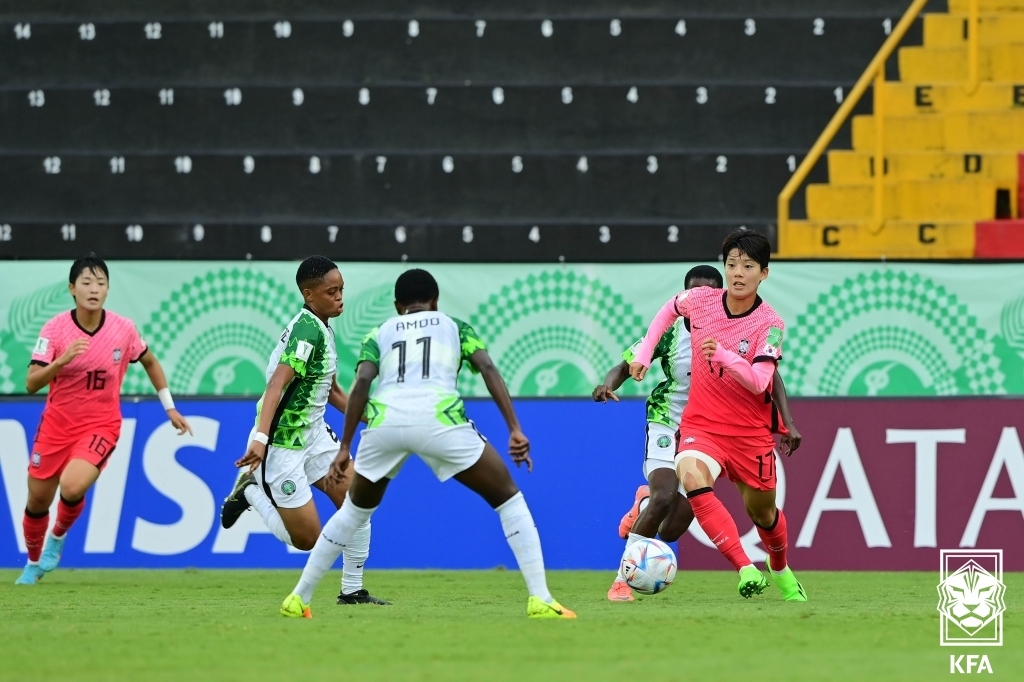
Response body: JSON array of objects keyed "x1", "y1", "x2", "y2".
[{"x1": 776, "y1": 0, "x2": 980, "y2": 242}]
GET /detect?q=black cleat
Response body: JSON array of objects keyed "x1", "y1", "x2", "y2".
[
  {"x1": 220, "y1": 472, "x2": 256, "y2": 529},
  {"x1": 336, "y1": 588, "x2": 392, "y2": 606}
]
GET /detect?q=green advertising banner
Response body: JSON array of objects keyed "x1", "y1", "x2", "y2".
[{"x1": 1, "y1": 262, "x2": 1022, "y2": 397}]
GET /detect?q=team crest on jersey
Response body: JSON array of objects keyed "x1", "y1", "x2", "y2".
[
  {"x1": 113, "y1": 348, "x2": 122, "y2": 362},
  {"x1": 738, "y1": 339, "x2": 750, "y2": 355},
  {"x1": 31, "y1": 452, "x2": 41, "y2": 468}
]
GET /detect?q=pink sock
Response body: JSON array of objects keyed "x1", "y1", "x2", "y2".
[
  {"x1": 53, "y1": 496, "x2": 85, "y2": 538},
  {"x1": 23, "y1": 510, "x2": 49, "y2": 562},
  {"x1": 687, "y1": 488, "x2": 751, "y2": 571},
  {"x1": 756, "y1": 508, "x2": 789, "y2": 572}
]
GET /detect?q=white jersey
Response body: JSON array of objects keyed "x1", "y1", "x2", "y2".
[
  {"x1": 256, "y1": 307, "x2": 336, "y2": 449},
  {"x1": 623, "y1": 318, "x2": 692, "y2": 429},
  {"x1": 357, "y1": 310, "x2": 486, "y2": 428}
]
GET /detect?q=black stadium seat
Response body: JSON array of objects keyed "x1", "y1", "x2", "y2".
[{"x1": 0, "y1": 0, "x2": 945, "y2": 261}]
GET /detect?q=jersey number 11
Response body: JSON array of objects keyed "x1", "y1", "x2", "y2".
[{"x1": 392, "y1": 337, "x2": 431, "y2": 382}]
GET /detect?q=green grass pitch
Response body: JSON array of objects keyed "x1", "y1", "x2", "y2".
[{"x1": 1, "y1": 569, "x2": 1021, "y2": 681}]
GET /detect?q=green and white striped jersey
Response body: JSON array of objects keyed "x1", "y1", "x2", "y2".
[
  {"x1": 357, "y1": 311, "x2": 486, "y2": 428},
  {"x1": 256, "y1": 307, "x2": 336, "y2": 449},
  {"x1": 622, "y1": 318, "x2": 692, "y2": 429}
]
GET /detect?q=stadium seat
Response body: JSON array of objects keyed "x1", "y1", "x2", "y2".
[
  {"x1": 781, "y1": 0, "x2": 1024, "y2": 259},
  {"x1": 0, "y1": 1, "x2": 937, "y2": 260}
]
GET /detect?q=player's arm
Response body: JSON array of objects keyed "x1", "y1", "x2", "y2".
[
  {"x1": 236, "y1": 363, "x2": 296, "y2": 472},
  {"x1": 629, "y1": 291, "x2": 690, "y2": 381},
  {"x1": 328, "y1": 375, "x2": 349, "y2": 413},
  {"x1": 328, "y1": 360, "x2": 378, "y2": 486},
  {"x1": 702, "y1": 340, "x2": 775, "y2": 393},
  {"x1": 593, "y1": 361, "x2": 630, "y2": 403},
  {"x1": 25, "y1": 339, "x2": 89, "y2": 393},
  {"x1": 469, "y1": 349, "x2": 532, "y2": 472},
  {"x1": 138, "y1": 351, "x2": 193, "y2": 436},
  {"x1": 771, "y1": 370, "x2": 802, "y2": 456}
]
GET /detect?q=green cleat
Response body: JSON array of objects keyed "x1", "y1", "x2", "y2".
[
  {"x1": 280, "y1": 593, "x2": 312, "y2": 619},
  {"x1": 527, "y1": 596, "x2": 576, "y2": 619},
  {"x1": 737, "y1": 564, "x2": 769, "y2": 599},
  {"x1": 765, "y1": 560, "x2": 808, "y2": 602}
]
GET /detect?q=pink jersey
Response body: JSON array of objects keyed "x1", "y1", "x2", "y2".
[
  {"x1": 31, "y1": 310, "x2": 148, "y2": 445},
  {"x1": 637, "y1": 286, "x2": 784, "y2": 437}
]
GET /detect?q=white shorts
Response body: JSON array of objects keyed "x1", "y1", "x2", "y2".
[
  {"x1": 643, "y1": 422, "x2": 685, "y2": 494},
  {"x1": 354, "y1": 422, "x2": 487, "y2": 483},
  {"x1": 254, "y1": 422, "x2": 339, "y2": 509}
]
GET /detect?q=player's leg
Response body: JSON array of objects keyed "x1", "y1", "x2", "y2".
[
  {"x1": 438, "y1": 426, "x2": 573, "y2": 618},
  {"x1": 654, "y1": 492, "x2": 694, "y2": 542},
  {"x1": 17, "y1": 469, "x2": 60, "y2": 585},
  {"x1": 733, "y1": 450, "x2": 806, "y2": 602},
  {"x1": 283, "y1": 427, "x2": 402, "y2": 617},
  {"x1": 37, "y1": 432, "x2": 115, "y2": 574},
  {"x1": 676, "y1": 433, "x2": 767, "y2": 598},
  {"x1": 310, "y1": 442, "x2": 389, "y2": 605}
]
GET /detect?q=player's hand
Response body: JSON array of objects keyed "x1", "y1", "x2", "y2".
[
  {"x1": 780, "y1": 424, "x2": 802, "y2": 457},
  {"x1": 166, "y1": 409, "x2": 193, "y2": 436},
  {"x1": 56, "y1": 339, "x2": 89, "y2": 367},
  {"x1": 235, "y1": 440, "x2": 267, "y2": 473},
  {"x1": 592, "y1": 384, "x2": 619, "y2": 403},
  {"x1": 509, "y1": 429, "x2": 532, "y2": 472},
  {"x1": 628, "y1": 361, "x2": 648, "y2": 382},
  {"x1": 328, "y1": 446, "x2": 352, "y2": 488},
  {"x1": 701, "y1": 338, "x2": 718, "y2": 361}
]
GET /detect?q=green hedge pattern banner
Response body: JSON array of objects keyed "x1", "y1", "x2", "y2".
[{"x1": 1, "y1": 262, "x2": 1022, "y2": 397}]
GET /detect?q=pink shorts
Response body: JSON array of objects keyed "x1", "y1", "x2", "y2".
[
  {"x1": 677, "y1": 428, "x2": 777, "y2": 492},
  {"x1": 29, "y1": 429, "x2": 120, "y2": 480}
]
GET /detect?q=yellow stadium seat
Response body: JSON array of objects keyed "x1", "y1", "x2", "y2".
[
  {"x1": 924, "y1": 13, "x2": 1024, "y2": 47},
  {"x1": 779, "y1": 220, "x2": 976, "y2": 259},
  {"x1": 852, "y1": 114, "x2": 945, "y2": 151},
  {"x1": 945, "y1": 110, "x2": 1024, "y2": 149},
  {"x1": 826, "y1": 150, "x2": 1019, "y2": 184},
  {"x1": 806, "y1": 180, "x2": 998, "y2": 221},
  {"x1": 948, "y1": 0, "x2": 1024, "y2": 12},
  {"x1": 881, "y1": 82, "x2": 1024, "y2": 115}
]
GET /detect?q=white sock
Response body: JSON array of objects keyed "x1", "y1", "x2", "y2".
[
  {"x1": 245, "y1": 484, "x2": 293, "y2": 546},
  {"x1": 294, "y1": 500, "x2": 376, "y2": 603},
  {"x1": 496, "y1": 492, "x2": 552, "y2": 602},
  {"x1": 340, "y1": 521, "x2": 371, "y2": 595},
  {"x1": 616, "y1": 532, "x2": 646, "y2": 581}
]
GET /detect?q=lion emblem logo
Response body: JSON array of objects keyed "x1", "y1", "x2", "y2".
[{"x1": 937, "y1": 559, "x2": 1006, "y2": 636}]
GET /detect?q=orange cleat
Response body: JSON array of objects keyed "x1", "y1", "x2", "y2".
[
  {"x1": 607, "y1": 579, "x2": 634, "y2": 602},
  {"x1": 617, "y1": 485, "x2": 650, "y2": 539}
]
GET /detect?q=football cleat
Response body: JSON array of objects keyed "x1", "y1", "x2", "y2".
[
  {"x1": 336, "y1": 588, "x2": 392, "y2": 605},
  {"x1": 606, "y1": 579, "x2": 634, "y2": 602},
  {"x1": 527, "y1": 596, "x2": 577, "y2": 619},
  {"x1": 14, "y1": 563, "x2": 45, "y2": 585},
  {"x1": 220, "y1": 471, "x2": 256, "y2": 529},
  {"x1": 765, "y1": 560, "x2": 808, "y2": 602},
  {"x1": 38, "y1": 533, "x2": 66, "y2": 572},
  {"x1": 280, "y1": 593, "x2": 312, "y2": 619},
  {"x1": 618, "y1": 485, "x2": 651, "y2": 539},
  {"x1": 737, "y1": 564, "x2": 769, "y2": 599}
]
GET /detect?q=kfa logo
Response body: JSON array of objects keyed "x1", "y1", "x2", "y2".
[
  {"x1": 738, "y1": 339, "x2": 749, "y2": 356},
  {"x1": 949, "y1": 655, "x2": 993, "y2": 674},
  {"x1": 937, "y1": 549, "x2": 1005, "y2": 647}
]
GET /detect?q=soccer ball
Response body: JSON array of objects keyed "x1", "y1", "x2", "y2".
[{"x1": 620, "y1": 538, "x2": 677, "y2": 595}]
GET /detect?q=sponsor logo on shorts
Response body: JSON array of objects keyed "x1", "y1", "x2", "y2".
[
  {"x1": 656, "y1": 435, "x2": 672, "y2": 448},
  {"x1": 738, "y1": 339, "x2": 749, "y2": 356},
  {"x1": 683, "y1": 436, "x2": 695, "y2": 445},
  {"x1": 938, "y1": 549, "x2": 1005, "y2": 648},
  {"x1": 281, "y1": 480, "x2": 297, "y2": 495},
  {"x1": 31, "y1": 452, "x2": 41, "y2": 468},
  {"x1": 113, "y1": 348, "x2": 122, "y2": 362}
]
